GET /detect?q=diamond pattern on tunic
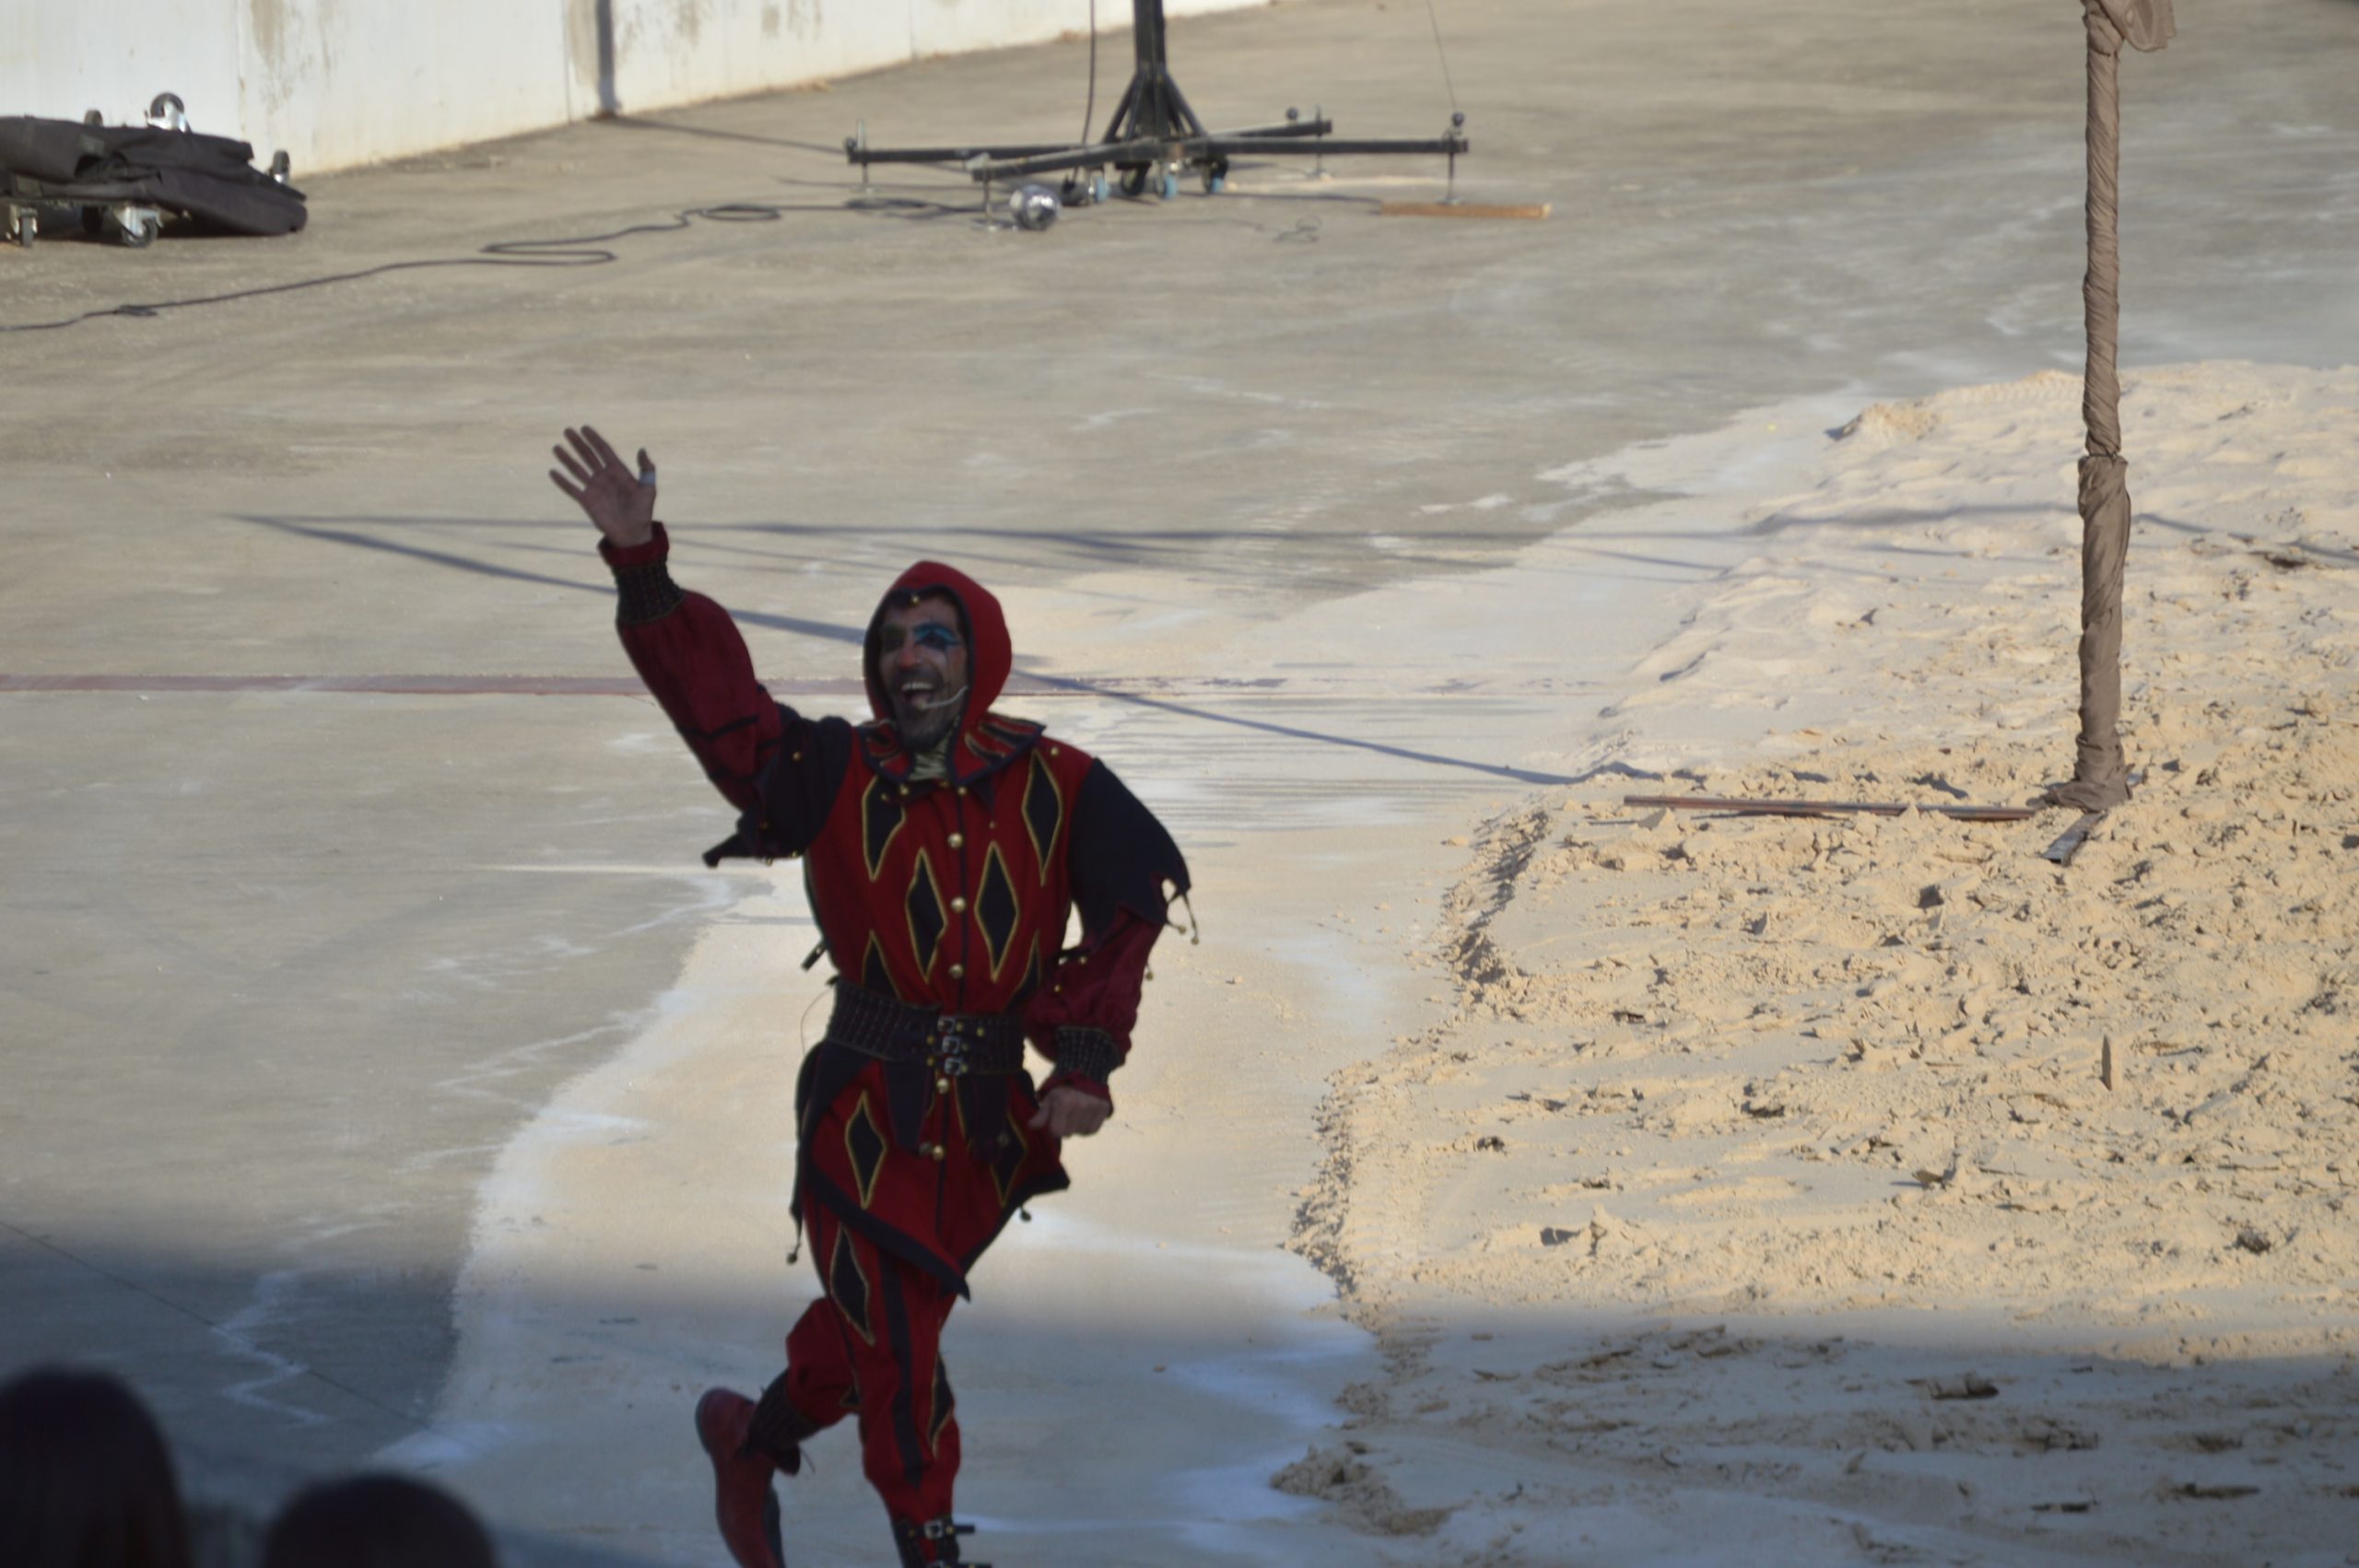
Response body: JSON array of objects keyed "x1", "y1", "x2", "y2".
[
  {"x1": 906, "y1": 851, "x2": 945, "y2": 978},
  {"x1": 863, "y1": 776, "x2": 905, "y2": 881},
  {"x1": 989, "y1": 1108, "x2": 1030, "y2": 1209},
  {"x1": 1022, "y1": 754, "x2": 1064, "y2": 883},
  {"x1": 844, "y1": 1093, "x2": 887, "y2": 1210},
  {"x1": 828, "y1": 1229, "x2": 874, "y2": 1345},
  {"x1": 862, "y1": 932, "x2": 898, "y2": 1000},
  {"x1": 976, "y1": 844, "x2": 1020, "y2": 979}
]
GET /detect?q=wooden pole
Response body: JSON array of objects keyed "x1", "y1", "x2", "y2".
[{"x1": 2049, "y1": 0, "x2": 2174, "y2": 813}]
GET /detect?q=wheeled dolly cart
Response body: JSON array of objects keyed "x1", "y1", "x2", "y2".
[{"x1": 3, "y1": 95, "x2": 300, "y2": 250}]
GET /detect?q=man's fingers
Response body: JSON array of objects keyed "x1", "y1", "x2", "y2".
[
  {"x1": 582, "y1": 425, "x2": 627, "y2": 473},
  {"x1": 553, "y1": 444, "x2": 594, "y2": 486},
  {"x1": 548, "y1": 470, "x2": 587, "y2": 504},
  {"x1": 1026, "y1": 1105, "x2": 1050, "y2": 1131},
  {"x1": 636, "y1": 447, "x2": 657, "y2": 487},
  {"x1": 565, "y1": 427, "x2": 618, "y2": 480}
]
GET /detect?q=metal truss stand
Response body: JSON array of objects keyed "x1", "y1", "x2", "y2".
[{"x1": 844, "y1": 0, "x2": 1467, "y2": 208}]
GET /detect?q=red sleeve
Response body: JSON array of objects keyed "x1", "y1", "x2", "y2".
[
  {"x1": 1024, "y1": 911, "x2": 1165, "y2": 1106},
  {"x1": 602, "y1": 524, "x2": 782, "y2": 814}
]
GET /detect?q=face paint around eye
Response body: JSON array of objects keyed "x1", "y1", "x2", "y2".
[{"x1": 910, "y1": 623, "x2": 962, "y2": 653}]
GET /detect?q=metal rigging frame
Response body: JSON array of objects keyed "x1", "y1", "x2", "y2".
[{"x1": 844, "y1": 0, "x2": 1467, "y2": 205}]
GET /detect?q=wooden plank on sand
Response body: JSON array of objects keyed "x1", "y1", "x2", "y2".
[{"x1": 1624, "y1": 794, "x2": 2040, "y2": 823}]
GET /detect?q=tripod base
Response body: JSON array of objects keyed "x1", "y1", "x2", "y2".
[
  {"x1": 849, "y1": 101, "x2": 1466, "y2": 200},
  {"x1": 845, "y1": 19, "x2": 1468, "y2": 206}
]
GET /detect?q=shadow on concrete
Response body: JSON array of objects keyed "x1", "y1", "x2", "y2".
[
  {"x1": 237, "y1": 509, "x2": 1548, "y2": 577},
  {"x1": 233, "y1": 513, "x2": 865, "y2": 645},
  {"x1": 0, "y1": 1230, "x2": 1349, "y2": 1566},
  {"x1": 14, "y1": 1227, "x2": 2356, "y2": 1567},
  {"x1": 229, "y1": 512, "x2": 1583, "y2": 785},
  {"x1": 590, "y1": 111, "x2": 1402, "y2": 221}
]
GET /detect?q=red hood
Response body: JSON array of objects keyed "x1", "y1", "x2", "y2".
[{"x1": 863, "y1": 560, "x2": 1013, "y2": 745}]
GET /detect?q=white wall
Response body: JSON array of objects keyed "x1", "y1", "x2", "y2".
[{"x1": 2, "y1": 0, "x2": 1260, "y2": 175}]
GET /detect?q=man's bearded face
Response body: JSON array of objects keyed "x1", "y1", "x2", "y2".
[{"x1": 875, "y1": 594, "x2": 970, "y2": 750}]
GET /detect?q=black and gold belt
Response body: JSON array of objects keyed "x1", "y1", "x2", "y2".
[{"x1": 821, "y1": 982, "x2": 1026, "y2": 1077}]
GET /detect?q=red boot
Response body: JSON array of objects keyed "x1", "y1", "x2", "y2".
[{"x1": 695, "y1": 1388, "x2": 786, "y2": 1568}]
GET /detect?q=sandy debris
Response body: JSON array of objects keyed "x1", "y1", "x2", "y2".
[{"x1": 1285, "y1": 364, "x2": 2359, "y2": 1562}]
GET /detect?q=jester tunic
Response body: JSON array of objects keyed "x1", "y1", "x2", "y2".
[{"x1": 602, "y1": 532, "x2": 1189, "y2": 1305}]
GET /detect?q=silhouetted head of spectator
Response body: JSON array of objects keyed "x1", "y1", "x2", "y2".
[
  {"x1": 261, "y1": 1474, "x2": 497, "y2": 1568},
  {"x1": 0, "y1": 1365, "x2": 193, "y2": 1568}
]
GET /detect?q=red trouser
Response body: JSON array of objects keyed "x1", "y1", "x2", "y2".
[
  {"x1": 778, "y1": 1199, "x2": 962, "y2": 1523},
  {"x1": 771, "y1": 1061, "x2": 1066, "y2": 1529}
]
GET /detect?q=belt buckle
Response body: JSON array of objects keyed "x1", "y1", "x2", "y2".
[{"x1": 933, "y1": 1013, "x2": 973, "y2": 1077}]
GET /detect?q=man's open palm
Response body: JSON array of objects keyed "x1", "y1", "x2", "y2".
[{"x1": 549, "y1": 425, "x2": 656, "y2": 548}]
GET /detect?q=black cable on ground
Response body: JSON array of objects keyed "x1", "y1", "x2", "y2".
[{"x1": 0, "y1": 195, "x2": 957, "y2": 333}]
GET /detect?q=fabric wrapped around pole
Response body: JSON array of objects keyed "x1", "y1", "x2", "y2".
[
  {"x1": 2060, "y1": 453, "x2": 2131, "y2": 807},
  {"x1": 2090, "y1": 0, "x2": 2176, "y2": 53},
  {"x1": 2049, "y1": 0, "x2": 2166, "y2": 812}
]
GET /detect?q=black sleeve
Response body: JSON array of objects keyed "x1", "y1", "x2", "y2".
[
  {"x1": 1068, "y1": 758, "x2": 1191, "y2": 942},
  {"x1": 701, "y1": 711, "x2": 856, "y2": 866}
]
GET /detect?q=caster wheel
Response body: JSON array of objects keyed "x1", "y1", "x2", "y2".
[
  {"x1": 1118, "y1": 165, "x2": 1149, "y2": 198},
  {"x1": 1091, "y1": 172, "x2": 1109, "y2": 205},
  {"x1": 7, "y1": 207, "x2": 35, "y2": 249},
  {"x1": 1157, "y1": 168, "x2": 1178, "y2": 201},
  {"x1": 1008, "y1": 182, "x2": 1060, "y2": 231},
  {"x1": 1201, "y1": 158, "x2": 1228, "y2": 195},
  {"x1": 106, "y1": 205, "x2": 160, "y2": 248},
  {"x1": 269, "y1": 149, "x2": 291, "y2": 183}
]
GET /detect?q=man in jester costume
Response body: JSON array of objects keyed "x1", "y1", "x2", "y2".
[{"x1": 551, "y1": 427, "x2": 1189, "y2": 1568}]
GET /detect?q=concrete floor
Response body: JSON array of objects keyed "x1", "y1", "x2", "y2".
[{"x1": 5, "y1": 0, "x2": 2357, "y2": 1559}]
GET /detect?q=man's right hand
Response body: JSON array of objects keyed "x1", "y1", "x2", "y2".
[{"x1": 549, "y1": 425, "x2": 658, "y2": 548}]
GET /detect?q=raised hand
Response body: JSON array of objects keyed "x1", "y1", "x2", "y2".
[{"x1": 549, "y1": 425, "x2": 657, "y2": 548}]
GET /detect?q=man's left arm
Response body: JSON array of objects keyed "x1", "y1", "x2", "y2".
[{"x1": 1026, "y1": 759, "x2": 1190, "y2": 1138}]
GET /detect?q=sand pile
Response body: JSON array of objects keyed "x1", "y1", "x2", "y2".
[
  {"x1": 1298, "y1": 360, "x2": 2359, "y2": 1334},
  {"x1": 1283, "y1": 364, "x2": 2359, "y2": 1561},
  {"x1": 1307, "y1": 707, "x2": 2357, "y2": 1327}
]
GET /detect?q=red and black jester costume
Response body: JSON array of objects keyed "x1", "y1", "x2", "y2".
[{"x1": 600, "y1": 527, "x2": 1189, "y2": 1568}]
